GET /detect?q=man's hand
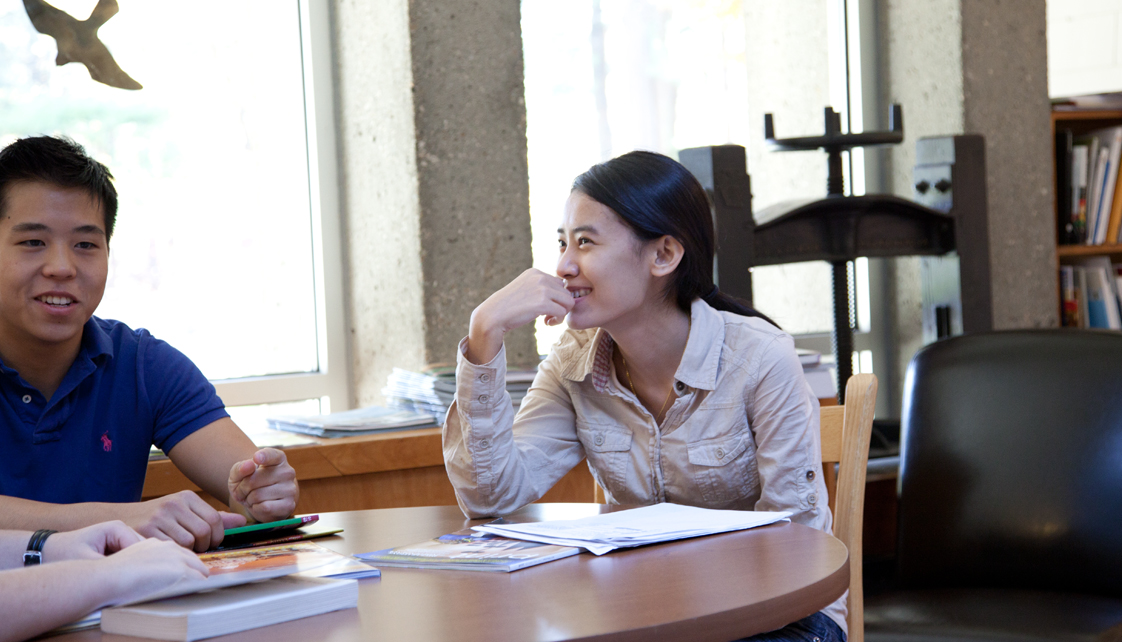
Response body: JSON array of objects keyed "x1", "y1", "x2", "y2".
[
  {"x1": 227, "y1": 448, "x2": 299, "y2": 523},
  {"x1": 114, "y1": 491, "x2": 246, "y2": 552}
]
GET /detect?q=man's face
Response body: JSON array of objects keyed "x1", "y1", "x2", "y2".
[{"x1": 0, "y1": 181, "x2": 108, "y2": 352}]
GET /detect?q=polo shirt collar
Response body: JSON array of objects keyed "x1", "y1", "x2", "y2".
[
  {"x1": 0, "y1": 317, "x2": 114, "y2": 379},
  {"x1": 81, "y1": 316, "x2": 115, "y2": 363},
  {"x1": 554, "y1": 298, "x2": 724, "y2": 393}
]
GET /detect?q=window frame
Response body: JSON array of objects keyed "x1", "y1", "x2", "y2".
[{"x1": 209, "y1": 0, "x2": 351, "y2": 412}]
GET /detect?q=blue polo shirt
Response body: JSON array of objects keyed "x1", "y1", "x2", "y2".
[{"x1": 0, "y1": 317, "x2": 229, "y2": 504}]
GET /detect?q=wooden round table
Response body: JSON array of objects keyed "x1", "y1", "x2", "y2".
[{"x1": 70, "y1": 503, "x2": 849, "y2": 641}]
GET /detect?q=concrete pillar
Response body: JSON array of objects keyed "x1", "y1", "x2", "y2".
[
  {"x1": 408, "y1": 0, "x2": 537, "y2": 370},
  {"x1": 879, "y1": 0, "x2": 1056, "y2": 393},
  {"x1": 332, "y1": 0, "x2": 535, "y2": 406}
]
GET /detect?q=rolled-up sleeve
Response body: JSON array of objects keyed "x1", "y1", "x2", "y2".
[{"x1": 443, "y1": 338, "x2": 586, "y2": 518}]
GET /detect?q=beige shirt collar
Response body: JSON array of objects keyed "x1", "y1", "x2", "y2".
[{"x1": 554, "y1": 298, "x2": 726, "y2": 393}]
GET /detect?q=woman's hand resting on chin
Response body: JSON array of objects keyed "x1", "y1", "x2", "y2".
[{"x1": 466, "y1": 268, "x2": 575, "y2": 364}]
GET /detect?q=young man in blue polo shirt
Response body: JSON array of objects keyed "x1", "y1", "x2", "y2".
[{"x1": 0, "y1": 136, "x2": 299, "y2": 552}]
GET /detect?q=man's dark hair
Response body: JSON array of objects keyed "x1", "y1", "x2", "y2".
[{"x1": 0, "y1": 136, "x2": 118, "y2": 242}]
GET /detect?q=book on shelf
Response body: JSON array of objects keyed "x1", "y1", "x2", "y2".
[
  {"x1": 1057, "y1": 129, "x2": 1074, "y2": 243},
  {"x1": 1077, "y1": 266, "x2": 1090, "y2": 328},
  {"x1": 1093, "y1": 127, "x2": 1122, "y2": 244},
  {"x1": 100, "y1": 575, "x2": 358, "y2": 642},
  {"x1": 1060, "y1": 265, "x2": 1081, "y2": 328},
  {"x1": 356, "y1": 528, "x2": 581, "y2": 572},
  {"x1": 1073, "y1": 143, "x2": 1089, "y2": 244},
  {"x1": 1089, "y1": 144, "x2": 1110, "y2": 244},
  {"x1": 267, "y1": 405, "x2": 436, "y2": 438}
]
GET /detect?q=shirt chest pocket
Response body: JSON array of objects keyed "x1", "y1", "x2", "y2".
[
  {"x1": 579, "y1": 422, "x2": 633, "y2": 497},
  {"x1": 686, "y1": 432, "x2": 758, "y2": 507}
]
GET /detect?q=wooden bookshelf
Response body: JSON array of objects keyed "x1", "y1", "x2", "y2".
[
  {"x1": 1051, "y1": 109, "x2": 1122, "y2": 324},
  {"x1": 1056, "y1": 242, "x2": 1122, "y2": 259}
]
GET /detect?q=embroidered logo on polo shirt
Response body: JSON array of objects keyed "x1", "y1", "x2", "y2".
[{"x1": 100, "y1": 432, "x2": 112, "y2": 452}]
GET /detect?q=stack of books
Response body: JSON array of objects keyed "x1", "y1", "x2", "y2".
[
  {"x1": 382, "y1": 364, "x2": 538, "y2": 417},
  {"x1": 382, "y1": 367, "x2": 456, "y2": 417},
  {"x1": 63, "y1": 540, "x2": 378, "y2": 640},
  {"x1": 1060, "y1": 257, "x2": 1122, "y2": 329}
]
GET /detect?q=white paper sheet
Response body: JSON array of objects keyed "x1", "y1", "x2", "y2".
[{"x1": 473, "y1": 503, "x2": 791, "y2": 555}]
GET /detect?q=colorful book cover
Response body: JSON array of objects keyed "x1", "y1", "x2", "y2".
[{"x1": 200, "y1": 541, "x2": 381, "y2": 580}]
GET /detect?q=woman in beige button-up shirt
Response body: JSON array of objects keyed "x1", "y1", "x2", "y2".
[{"x1": 443, "y1": 151, "x2": 845, "y2": 642}]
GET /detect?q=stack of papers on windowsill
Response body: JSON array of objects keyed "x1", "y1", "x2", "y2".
[
  {"x1": 472, "y1": 503, "x2": 791, "y2": 556},
  {"x1": 383, "y1": 364, "x2": 539, "y2": 419},
  {"x1": 267, "y1": 406, "x2": 437, "y2": 438}
]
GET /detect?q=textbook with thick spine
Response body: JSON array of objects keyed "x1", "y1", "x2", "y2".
[{"x1": 100, "y1": 576, "x2": 358, "y2": 641}]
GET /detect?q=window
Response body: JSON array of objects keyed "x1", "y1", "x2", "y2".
[
  {"x1": 0, "y1": 0, "x2": 348, "y2": 425},
  {"x1": 520, "y1": 0, "x2": 876, "y2": 353}
]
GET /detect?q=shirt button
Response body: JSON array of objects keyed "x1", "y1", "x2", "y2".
[
  {"x1": 675, "y1": 381, "x2": 685, "y2": 392},
  {"x1": 479, "y1": 439, "x2": 490, "y2": 448},
  {"x1": 806, "y1": 469, "x2": 815, "y2": 481},
  {"x1": 716, "y1": 448, "x2": 724, "y2": 459},
  {"x1": 478, "y1": 395, "x2": 489, "y2": 403},
  {"x1": 480, "y1": 374, "x2": 490, "y2": 383},
  {"x1": 808, "y1": 493, "x2": 818, "y2": 505},
  {"x1": 21, "y1": 395, "x2": 31, "y2": 404},
  {"x1": 594, "y1": 435, "x2": 604, "y2": 446}
]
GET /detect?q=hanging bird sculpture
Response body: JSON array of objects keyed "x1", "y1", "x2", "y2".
[{"x1": 22, "y1": 0, "x2": 142, "y2": 90}]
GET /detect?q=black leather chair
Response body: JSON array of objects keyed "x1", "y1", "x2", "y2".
[{"x1": 864, "y1": 330, "x2": 1122, "y2": 642}]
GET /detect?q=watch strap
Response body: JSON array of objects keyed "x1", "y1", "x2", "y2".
[{"x1": 22, "y1": 529, "x2": 57, "y2": 566}]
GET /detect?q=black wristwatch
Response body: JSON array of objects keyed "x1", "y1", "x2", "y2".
[{"x1": 23, "y1": 529, "x2": 57, "y2": 566}]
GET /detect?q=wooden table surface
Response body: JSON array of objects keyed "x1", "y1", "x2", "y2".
[{"x1": 67, "y1": 503, "x2": 849, "y2": 642}]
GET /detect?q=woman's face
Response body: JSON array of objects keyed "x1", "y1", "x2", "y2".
[{"x1": 556, "y1": 191, "x2": 658, "y2": 331}]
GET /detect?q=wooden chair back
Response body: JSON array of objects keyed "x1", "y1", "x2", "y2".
[{"x1": 820, "y1": 373, "x2": 878, "y2": 642}]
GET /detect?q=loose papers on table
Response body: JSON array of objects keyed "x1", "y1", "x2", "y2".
[{"x1": 472, "y1": 503, "x2": 792, "y2": 555}]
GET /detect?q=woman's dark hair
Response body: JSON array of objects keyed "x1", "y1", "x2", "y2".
[{"x1": 572, "y1": 150, "x2": 777, "y2": 327}]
